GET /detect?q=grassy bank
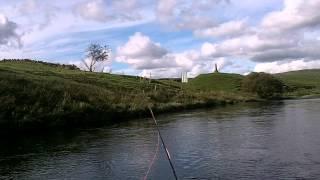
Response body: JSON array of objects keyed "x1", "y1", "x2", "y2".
[
  {"x1": 0, "y1": 60, "x2": 253, "y2": 130},
  {"x1": 1, "y1": 60, "x2": 319, "y2": 130}
]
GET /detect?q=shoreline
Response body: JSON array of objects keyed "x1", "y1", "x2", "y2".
[
  {"x1": 0, "y1": 98, "x2": 261, "y2": 134},
  {"x1": 1, "y1": 61, "x2": 319, "y2": 134},
  {"x1": 1, "y1": 95, "x2": 319, "y2": 135}
]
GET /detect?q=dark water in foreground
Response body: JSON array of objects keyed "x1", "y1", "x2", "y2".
[{"x1": 1, "y1": 99, "x2": 320, "y2": 179}]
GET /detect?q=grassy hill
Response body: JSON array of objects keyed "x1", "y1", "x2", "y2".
[
  {"x1": 276, "y1": 69, "x2": 320, "y2": 97},
  {"x1": 1, "y1": 60, "x2": 319, "y2": 130},
  {"x1": 187, "y1": 73, "x2": 244, "y2": 92},
  {"x1": 0, "y1": 60, "x2": 249, "y2": 130},
  {"x1": 186, "y1": 70, "x2": 320, "y2": 98}
]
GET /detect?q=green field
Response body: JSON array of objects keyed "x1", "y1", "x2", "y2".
[
  {"x1": 276, "y1": 69, "x2": 320, "y2": 97},
  {"x1": 1, "y1": 60, "x2": 319, "y2": 130},
  {"x1": 187, "y1": 73, "x2": 243, "y2": 92},
  {"x1": 0, "y1": 60, "x2": 250, "y2": 130},
  {"x1": 187, "y1": 70, "x2": 320, "y2": 98}
]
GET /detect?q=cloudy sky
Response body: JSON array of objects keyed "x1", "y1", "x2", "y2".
[{"x1": 1, "y1": 0, "x2": 320, "y2": 78}]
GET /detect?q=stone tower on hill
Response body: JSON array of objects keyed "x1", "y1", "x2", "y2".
[{"x1": 214, "y1": 63, "x2": 219, "y2": 73}]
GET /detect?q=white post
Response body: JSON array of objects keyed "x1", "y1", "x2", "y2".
[
  {"x1": 181, "y1": 72, "x2": 185, "y2": 83},
  {"x1": 185, "y1": 72, "x2": 188, "y2": 83},
  {"x1": 181, "y1": 72, "x2": 188, "y2": 83}
]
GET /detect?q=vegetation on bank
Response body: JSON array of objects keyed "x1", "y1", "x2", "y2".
[
  {"x1": 0, "y1": 59, "x2": 319, "y2": 130},
  {"x1": 241, "y1": 72, "x2": 284, "y2": 99},
  {"x1": 0, "y1": 60, "x2": 252, "y2": 130}
]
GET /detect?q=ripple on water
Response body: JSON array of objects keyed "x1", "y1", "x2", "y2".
[{"x1": 1, "y1": 99, "x2": 320, "y2": 179}]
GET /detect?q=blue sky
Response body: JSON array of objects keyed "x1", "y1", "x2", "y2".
[{"x1": 1, "y1": 0, "x2": 320, "y2": 77}]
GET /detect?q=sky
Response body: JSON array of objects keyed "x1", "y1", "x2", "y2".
[{"x1": 1, "y1": 0, "x2": 320, "y2": 78}]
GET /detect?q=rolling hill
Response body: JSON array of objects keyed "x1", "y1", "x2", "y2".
[
  {"x1": 276, "y1": 69, "x2": 320, "y2": 97},
  {"x1": 1, "y1": 59, "x2": 319, "y2": 130},
  {"x1": 0, "y1": 60, "x2": 248, "y2": 130},
  {"x1": 187, "y1": 73, "x2": 244, "y2": 92},
  {"x1": 276, "y1": 69, "x2": 320, "y2": 88}
]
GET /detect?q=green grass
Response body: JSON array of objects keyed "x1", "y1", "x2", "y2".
[
  {"x1": 2, "y1": 60, "x2": 318, "y2": 130},
  {"x1": 0, "y1": 60, "x2": 249, "y2": 130},
  {"x1": 185, "y1": 70, "x2": 320, "y2": 98},
  {"x1": 186, "y1": 73, "x2": 244, "y2": 92},
  {"x1": 276, "y1": 69, "x2": 320, "y2": 97}
]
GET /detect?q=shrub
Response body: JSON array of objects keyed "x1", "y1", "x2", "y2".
[{"x1": 242, "y1": 72, "x2": 284, "y2": 99}]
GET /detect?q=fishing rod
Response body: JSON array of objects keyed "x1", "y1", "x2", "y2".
[{"x1": 147, "y1": 106, "x2": 179, "y2": 180}]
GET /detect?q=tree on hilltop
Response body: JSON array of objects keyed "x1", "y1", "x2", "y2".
[{"x1": 83, "y1": 43, "x2": 111, "y2": 72}]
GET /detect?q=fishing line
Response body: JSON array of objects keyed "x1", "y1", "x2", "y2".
[
  {"x1": 143, "y1": 131, "x2": 160, "y2": 180},
  {"x1": 141, "y1": 85, "x2": 178, "y2": 179},
  {"x1": 141, "y1": 88, "x2": 211, "y2": 180},
  {"x1": 147, "y1": 106, "x2": 179, "y2": 180}
]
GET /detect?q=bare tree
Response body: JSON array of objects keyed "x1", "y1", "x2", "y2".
[{"x1": 83, "y1": 43, "x2": 111, "y2": 72}]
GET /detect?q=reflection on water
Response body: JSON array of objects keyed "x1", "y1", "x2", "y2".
[{"x1": 1, "y1": 99, "x2": 320, "y2": 179}]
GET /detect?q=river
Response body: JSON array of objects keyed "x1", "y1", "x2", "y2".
[{"x1": 1, "y1": 99, "x2": 320, "y2": 179}]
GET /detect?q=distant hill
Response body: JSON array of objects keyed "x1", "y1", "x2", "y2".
[
  {"x1": 187, "y1": 73, "x2": 244, "y2": 92},
  {"x1": 186, "y1": 69, "x2": 320, "y2": 97},
  {"x1": 276, "y1": 69, "x2": 320, "y2": 88},
  {"x1": 276, "y1": 69, "x2": 320, "y2": 97},
  {"x1": 1, "y1": 59, "x2": 79, "y2": 70}
]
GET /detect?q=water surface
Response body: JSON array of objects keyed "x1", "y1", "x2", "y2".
[{"x1": 1, "y1": 99, "x2": 320, "y2": 179}]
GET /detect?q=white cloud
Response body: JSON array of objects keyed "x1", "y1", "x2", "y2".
[
  {"x1": 156, "y1": 0, "x2": 228, "y2": 30},
  {"x1": 19, "y1": 0, "x2": 38, "y2": 14},
  {"x1": 117, "y1": 32, "x2": 167, "y2": 62},
  {"x1": 200, "y1": 33, "x2": 297, "y2": 59},
  {"x1": 251, "y1": 41, "x2": 320, "y2": 62},
  {"x1": 156, "y1": 0, "x2": 177, "y2": 23},
  {"x1": 0, "y1": 14, "x2": 22, "y2": 48},
  {"x1": 197, "y1": 0, "x2": 320, "y2": 68},
  {"x1": 198, "y1": 1, "x2": 320, "y2": 64},
  {"x1": 116, "y1": 32, "x2": 235, "y2": 78},
  {"x1": 201, "y1": 42, "x2": 218, "y2": 57},
  {"x1": 17, "y1": 0, "x2": 59, "y2": 30},
  {"x1": 112, "y1": 0, "x2": 142, "y2": 20},
  {"x1": 74, "y1": 0, "x2": 109, "y2": 22},
  {"x1": 74, "y1": 0, "x2": 142, "y2": 22},
  {"x1": 261, "y1": 0, "x2": 320, "y2": 33},
  {"x1": 254, "y1": 59, "x2": 320, "y2": 74},
  {"x1": 117, "y1": 32, "x2": 201, "y2": 71},
  {"x1": 176, "y1": 15, "x2": 216, "y2": 30},
  {"x1": 3, "y1": 0, "x2": 320, "y2": 76},
  {"x1": 194, "y1": 19, "x2": 249, "y2": 38},
  {"x1": 138, "y1": 57, "x2": 232, "y2": 78},
  {"x1": 113, "y1": 0, "x2": 137, "y2": 11}
]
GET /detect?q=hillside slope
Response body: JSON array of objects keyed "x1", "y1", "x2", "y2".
[
  {"x1": 276, "y1": 69, "x2": 320, "y2": 97},
  {"x1": 2, "y1": 60, "x2": 317, "y2": 130},
  {"x1": 187, "y1": 73, "x2": 244, "y2": 92},
  {"x1": 0, "y1": 60, "x2": 248, "y2": 130}
]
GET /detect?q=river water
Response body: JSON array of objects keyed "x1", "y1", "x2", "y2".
[{"x1": 1, "y1": 99, "x2": 320, "y2": 179}]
